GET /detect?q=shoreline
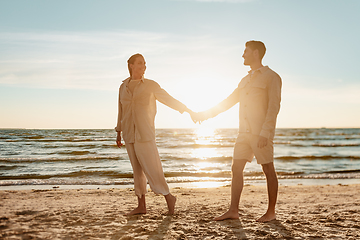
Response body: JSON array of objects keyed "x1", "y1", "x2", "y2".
[
  {"x1": 1, "y1": 184, "x2": 359, "y2": 239},
  {"x1": 0, "y1": 178, "x2": 359, "y2": 191}
]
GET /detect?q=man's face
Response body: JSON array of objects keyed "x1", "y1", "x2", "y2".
[
  {"x1": 242, "y1": 47, "x2": 256, "y2": 66},
  {"x1": 130, "y1": 56, "x2": 146, "y2": 77}
]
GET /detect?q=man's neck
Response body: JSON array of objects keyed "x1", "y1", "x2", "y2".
[{"x1": 250, "y1": 62, "x2": 263, "y2": 71}]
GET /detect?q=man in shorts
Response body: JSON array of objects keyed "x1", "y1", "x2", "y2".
[{"x1": 195, "y1": 40, "x2": 282, "y2": 222}]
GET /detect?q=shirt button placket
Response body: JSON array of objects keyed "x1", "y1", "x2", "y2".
[{"x1": 131, "y1": 99, "x2": 136, "y2": 127}]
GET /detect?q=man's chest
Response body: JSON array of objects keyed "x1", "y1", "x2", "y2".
[{"x1": 239, "y1": 76, "x2": 268, "y2": 100}]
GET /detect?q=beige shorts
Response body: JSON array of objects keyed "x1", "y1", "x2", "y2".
[{"x1": 233, "y1": 133, "x2": 274, "y2": 164}]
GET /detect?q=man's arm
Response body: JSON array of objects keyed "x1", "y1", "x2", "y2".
[
  {"x1": 196, "y1": 87, "x2": 240, "y2": 122},
  {"x1": 259, "y1": 75, "x2": 282, "y2": 139}
]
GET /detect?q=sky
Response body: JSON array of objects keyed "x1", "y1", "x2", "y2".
[{"x1": 0, "y1": 0, "x2": 359, "y2": 129}]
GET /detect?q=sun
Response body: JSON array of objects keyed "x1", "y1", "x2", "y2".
[{"x1": 172, "y1": 77, "x2": 231, "y2": 112}]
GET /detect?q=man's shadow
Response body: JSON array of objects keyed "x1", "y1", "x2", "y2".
[
  {"x1": 148, "y1": 215, "x2": 173, "y2": 238},
  {"x1": 216, "y1": 218, "x2": 291, "y2": 239},
  {"x1": 217, "y1": 219, "x2": 247, "y2": 239},
  {"x1": 111, "y1": 215, "x2": 140, "y2": 239},
  {"x1": 111, "y1": 214, "x2": 172, "y2": 239},
  {"x1": 264, "y1": 219, "x2": 293, "y2": 238}
]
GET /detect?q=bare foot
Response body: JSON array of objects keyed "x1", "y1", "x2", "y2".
[
  {"x1": 165, "y1": 194, "x2": 176, "y2": 215},
  {"x1": 256, "y1": 212, "x2": 276, "y2": 223},
  {"x1": 213, "y1": 209, "x2": 239, "y2": 221},
  {"x1": 125, "y1": 206, "x2": 146, "y2": 216}
]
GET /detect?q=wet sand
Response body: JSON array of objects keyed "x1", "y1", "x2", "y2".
[{"x1": 1, "y1": 184, "x2": 359, "y2": 239}]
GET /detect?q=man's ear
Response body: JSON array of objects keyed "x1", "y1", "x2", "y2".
[{"x1": 253, "y1": 49, "x2": 260, "y2": 59}]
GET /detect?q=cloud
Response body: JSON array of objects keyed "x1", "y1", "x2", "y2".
[
  {"x1": 0, "y1": 31, "x2": 163, "y2": 90},
  {"x1": 0, "y1": 30, "x2": 244, "y2": 91}
]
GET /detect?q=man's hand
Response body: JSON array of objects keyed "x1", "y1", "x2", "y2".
[
  {"x1": 185, "y1": 108, "x2": 205, "y2": 124},
  {"x1": 257, "y1": 135, "x2": 268, "y2": 149},
  {"x1": 191, "y1": 112, "x2": 208, "y2": 124},
  {"x1": 186, "y1": 109, "x2": 198, "y2": 124},
  {"x1": 116, "y1": 132, "x2": 123, "y2": 148}
]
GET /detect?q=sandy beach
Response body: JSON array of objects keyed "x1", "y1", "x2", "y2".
[{"x1": 0, "y1": 184, "x2": 359, "y2": 239}]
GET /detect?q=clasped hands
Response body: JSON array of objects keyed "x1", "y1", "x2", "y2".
[{"x1": 186, "y1": 109, "x2": 208, "y2": 124}]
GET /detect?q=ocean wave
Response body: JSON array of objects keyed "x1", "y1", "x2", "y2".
[
  {"x1": 0, "y1": 165, "x2": 22, "y2": 170},
  {"x1": 1, "y1": 154, "x2": 358, "y2": 164},
  {"x1": 275, "y1": 155, "x2": 360, "y2": 161},
  {"x1": 324, "y1": 169, "x2": 360, "y2": 174},
  {"x1": 162, "y1": 143, "x2": 235, "y2": 149},
  {"x1": 1, "y1": 128, "x2": 360, "y2": 187},
  {"x1": 1, "y1": 171, "x2": 359, "y2": 187},
  {"x1": 0, "y1": 170, "x2": 133, "y2": 180},
  {"x1": 164, "y1": 171, "x2": 231, "y2": 178},
  {"x1": 0, "y1": 155, "x2": 125, "y2": 163},
  {"x1": 281, "y1": 172, "x2": 360, "y2": 180},
  {"x1": 4, "y1": 169, "x2": 355, "y2": 181},
  {"x1": 311, "y1": 143, "x2": 360, "y2": 147},
  {"x1": 41, "y1": 143, "x2": 118, "y2": 149},
  {"x1": 276, "y1": 136, "x2": 360, "y2": 141},
  {"x1": 162, "y1": 156, "x2": 233, "y2": 162},
  {"x1": 54, "y1": 150, "x2": 97, "y2": 155},
  {"x1": 0, "y1": 179, "x2": 134, "y2": 186},
  {"x1": 6, "y1": 138, "x2": 113, "y2": 143}
]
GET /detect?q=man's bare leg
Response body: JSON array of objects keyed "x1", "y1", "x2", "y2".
[
  {"x1": 214, "y1": 160, "x2": 247, "y2": 221},
  {"x1": 126, "y1": 194, "x2": 146, "y2": 215},
  {"x1": 257, "y1": 162, "x2": 278, "y2": 222},
  {"x1": 165, "y1": 193, "x2": 176, "y2": 215}
]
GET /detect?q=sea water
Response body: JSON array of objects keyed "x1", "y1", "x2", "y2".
[{"x1": 0, "y1": 128, "x2": 359, "y2": 189}]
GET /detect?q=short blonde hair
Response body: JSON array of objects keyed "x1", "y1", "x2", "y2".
[{"x1": 246, "y1": 41, "x2": 266, "y2": 60}]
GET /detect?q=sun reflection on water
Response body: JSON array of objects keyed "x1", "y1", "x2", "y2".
[
  {"x1": 195, "y1": 126, "x2": 215, "y2": 138},
  {"x1": 192, "y1": 148, "x2": 221, "y2": 160},
  {"x1": 192, "y1": 126, "x2": 221, "y2": 161},
  {"x1": 195, "y1": 161, "x2": 222, "y2": 171},
  {"x1": 194, "y1": 126, "x2": 216, "y2": 146}
]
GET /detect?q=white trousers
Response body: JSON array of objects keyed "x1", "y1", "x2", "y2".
[{"x1": 125, "y1": 139, "x2": 170, "y2": 197}]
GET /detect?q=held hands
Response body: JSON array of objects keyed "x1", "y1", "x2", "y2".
[
  {"x1": 185, "y1": 108, "x2": 208, "y2": 124},
  {"x1": 190, "y1": 112, "x2": 208, "y2": 124}
]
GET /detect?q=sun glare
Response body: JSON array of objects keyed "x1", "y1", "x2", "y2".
[
  {"x1": 173, "y1": 77, "x2": 234, "y2": 113},
  {"x1": 192, "y1": 148, "x2": 220, "y2": 160},
  {"x1": 195, "y1": 126, "x2": 215, "y2": 139},
  {"x1": 194, "y1": 126, "x2": 216, "y2": 146},
  {"x1": 191, "y1": 126, "x2": 221, "y2": 160}
]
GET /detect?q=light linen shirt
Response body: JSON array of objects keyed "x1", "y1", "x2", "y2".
[
  {"x1": 115, "y1": 77, "x2": 187, "y2": 143},
  {"x1": 204, "y1": 66, "x2": 282, "y2": 140}
]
